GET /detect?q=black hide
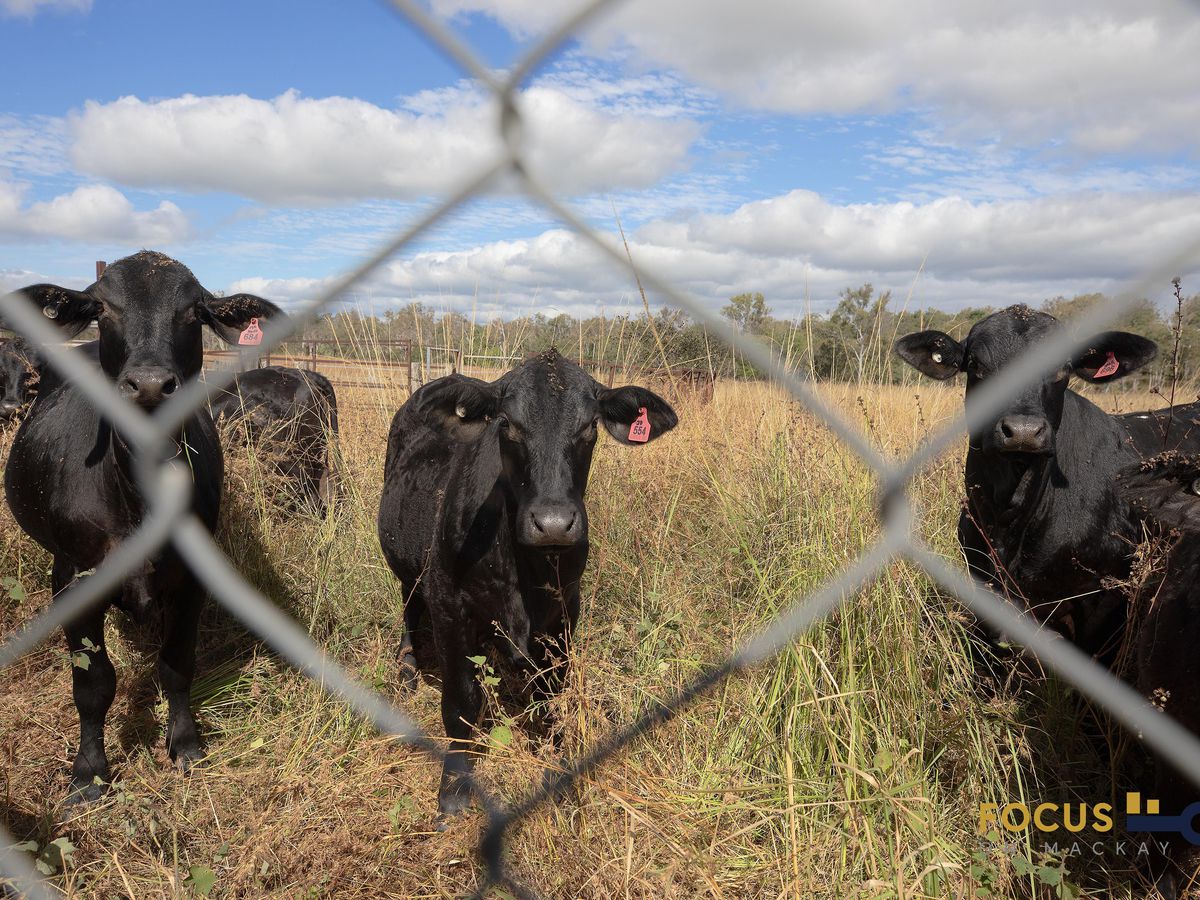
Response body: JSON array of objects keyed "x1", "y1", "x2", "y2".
[
  {"x1": 207, "y1": 366, "x2": 339, "y2": 515},
  {"x1": 895, "y1": 304, "x2": 1200, "y2": 664},
  {"x1": 1118, "y1": 454, "x2": 1200, "y2": 897},
  {"x1": 377, "y1": 349, "x2": 678, "y2": 815},
  {"x1": 0, "y1": 336, "x2": 38, "y2": 422},
  {"x1": 1, "y1": 250, "x2": 284, "y2": 802}
]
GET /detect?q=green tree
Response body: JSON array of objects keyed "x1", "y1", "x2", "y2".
[
  {"x1": 828, "y1": 283, "x2": 891, "y2": 383},
  {"x1": 721, "y1": 292, "x2": 770, "y2": 334}
]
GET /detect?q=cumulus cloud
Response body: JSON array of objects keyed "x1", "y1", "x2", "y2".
[
  {"x1": 431, "y1": 0, "x2": 1200, "y2": 155},
  {"x1": 68, "y1": 85, "x2": 701, "y2": 205},
  {"x1": 0, "y1": 181, "x2": 191, "y2": 244},
  {"x1": 225, "y1": 189, "x2": 1200, "y2": 316},
  {"x1": 0, "y1": 0, "x2": 89, "y2": 17}
]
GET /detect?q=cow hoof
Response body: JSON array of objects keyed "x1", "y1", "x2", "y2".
[
  {"x1": 65, "y1": 777, "x2": 107, "y2": 806},
  {"x1": 1155, "y1": 871, "x2": 1178, "y2": 900},
  {"x1": 436, "y1": 787, "x2": 474, "y2": 820},
  {"x1": 398, "y1": 654, "x2": 419, "y2": 693},
  {"x1": 170, "y1": 745, "x2": 205, "y2": 774}
]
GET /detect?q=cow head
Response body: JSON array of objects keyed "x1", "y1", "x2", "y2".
[
  {"x1": 895, "y1": 304, "x2": 1156, "y2": 456},
  {"x1": 5, "y1": 251, "x2": 285, "y2": 412},
  {"x1": 0, "y1": 337, "x2": 38, "y2": 422},
  {"x1": 417, "y1": 349, "x2": 678, "y2": 550}
]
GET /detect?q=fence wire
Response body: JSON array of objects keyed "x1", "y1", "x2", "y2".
[{"x1": 2, "y1": 0, "x2": 1200, "y2": 896}]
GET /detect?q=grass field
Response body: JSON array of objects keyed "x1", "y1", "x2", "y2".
[{"x1": 0, "y1": 367, "x2": 1194, "y2": 898}]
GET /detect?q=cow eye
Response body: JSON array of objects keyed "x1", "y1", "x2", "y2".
[{"x1": 1189, "y1": 477, "x2": 1200, "y2": 497}]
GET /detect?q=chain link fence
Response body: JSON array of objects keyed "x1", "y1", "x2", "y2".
[{"x1": 3, "y1": 0, "x2": 1200, "y2": 896}]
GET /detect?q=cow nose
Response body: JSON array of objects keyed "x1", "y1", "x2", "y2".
[
  {"x1": 526, "y1": 505, "x2": 581, "y2": 547},
  {"x1": 119, "y1": 367, "x2": 178, "y2": 411},
  {"x1": 995, "y1": 415, "x2": 1051, "y2": 453}
]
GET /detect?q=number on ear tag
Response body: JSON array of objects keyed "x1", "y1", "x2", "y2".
[
  {"x1": 239, "y1": 318, "x2": 264, "y2": 346},
  {"x1": 1094, "y1": 351, "x2": 1119, "y2": 378},
  {"x1": 628, "y1": 407, "x2": 651, "y2": 443}
]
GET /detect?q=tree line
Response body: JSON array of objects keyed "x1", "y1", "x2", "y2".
[{"x1": 264, "y1": 280, "x2": 1200, "y2": 388}]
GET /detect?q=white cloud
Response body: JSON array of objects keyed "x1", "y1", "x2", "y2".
[
  {"x1": 0, "y1": 115, "x2": 70, "y2": 177},
  {"x1": 431, "y1": 0, "x2": 1200, "y2": 155},
  {"x1": 0, "y1": 0, "x2": 89, "y2": 17},
  {"x1": 0, "y1": 181, "x2": 191, "y2": 244},
  {"x1": 225, "y1": 189, "x2": 1200, "y2": 317},
  {"x1": 68, "y1": 85, "x2": 701, "y2": 205}
]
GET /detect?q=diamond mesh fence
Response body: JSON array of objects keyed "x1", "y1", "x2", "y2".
[{"x1": 2, "y1": 1, "x2": 1200, "y2": 897}]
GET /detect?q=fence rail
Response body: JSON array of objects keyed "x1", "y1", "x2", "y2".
[{"x1": 2, "y1": 0, "x2": 1200, "y2": 897}]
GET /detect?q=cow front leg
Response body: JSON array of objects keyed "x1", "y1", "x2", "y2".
[
  {"x1": 437, "y1": 637, "x2": 483, "y2": 819},
  {"x1": 158, "y1": 585, "x2": 204, "y2": 771},
  {"x1": 56, "y1": 561, "x2": 117, "y2": 803}
]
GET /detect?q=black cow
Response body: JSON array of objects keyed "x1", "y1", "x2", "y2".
[
  {"x1": 207, "y1": 366, "x2": 339, "y2": 515},
  {"x1": 1118, "y1": 453, "x2": 1200, "y2": 898},
  {"x1": 894, "y1": 304, "x2": 1200, "y2": 665},
  {"x1": 0, "y1": 335, "x2": 38, "y2": 423},
  {"x1": 1, "y1": 251, "x2": 283, "y2": 802},
  {"x1": 377, "y1": 349, "x2": 678, "y2": 815}
]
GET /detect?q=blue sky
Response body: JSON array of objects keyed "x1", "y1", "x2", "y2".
[{"x1": 2, "y1": 0, "x2": 1199, "y2": 319}]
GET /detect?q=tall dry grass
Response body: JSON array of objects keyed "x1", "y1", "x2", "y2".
[{"x1": 0, "y1": 347, "x2": 1188, "y2": 897}]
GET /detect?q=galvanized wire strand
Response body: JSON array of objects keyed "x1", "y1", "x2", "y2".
[
  {"x1": 0, "y1": 463, "x2": 191, "y2": 671},
  {"x1": 168, "y1": 515, "x2": 507, "y2": 814},
  {"x1": 514, "y1": 169, "x2": 895, "y2": 474},
  {"x1": 894, "y1": 236, "x2": 1200, "y2": 487},
  {"x1": 155, "y1": 157, "x2": 511, "y2": 438},
  {"x1": 0, "y1": 828, "x2": 58, "y2": 900},
  {"x1": 501, "y1": 0, "x2": 625, "y2": 92},
  {"x1": 3, "y1": 0, "x2": 1200, "y2": 895},
  {"x1": 384, "y1": 0, "x2": 506, "y2": 92},
  {"x1": 493, "y1": 529, "x2": 906, "y2": 846},
  {"x1": 0, "y1": 291, "x2": 159, "y2": 451},
  {"x1": 911, "y1": 544, "x2": 1200, "y2": 790}
]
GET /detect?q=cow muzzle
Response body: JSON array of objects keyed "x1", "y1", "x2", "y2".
[
  {"x1": 0, "y1": 399, "x2": 22, "y2": 421},
  {"x1": 520, "y1": 501, "x2": 585, "y2": 549},
  {"x1": 993, "y1": 415, "x2": 1052, "y2": 455},
  {"x1": 119, "y1": 366, "x2": 179, "y2": 412}
]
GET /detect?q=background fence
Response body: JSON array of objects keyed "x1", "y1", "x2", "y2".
[{"x1": 3, "y1": 0, "x2": 1200, "y2": 897}]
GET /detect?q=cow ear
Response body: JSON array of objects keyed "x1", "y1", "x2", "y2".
[
  {"x1": 200, "y1": 292, "x2": 287, "y2": 345},
  {"x1": 597, "y1": 385, "x2": 678, "y2": 445},
  {"x1": 3, "y1": 284, "x2": 100, "y2": 339},
  {"x1": 894, "y1": 330, "x2": 964, "y2": 380},
  {"x1": 415, "y1": 374, "x2": 500, "y2": 441},
  {"x1": 1072, "y1": 332, "x2": 1157, "y2": 383}
]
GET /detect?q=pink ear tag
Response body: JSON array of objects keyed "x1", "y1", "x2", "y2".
[
  {"x1": 1094, "y1": 351, "x2": 1119, "y2": 378},
  {"x1": 628, "y1": 407, "x2": 651, "y2": 443},
  {"x1": 238, "y1": 318, "x2": 263, "y2": 346}
]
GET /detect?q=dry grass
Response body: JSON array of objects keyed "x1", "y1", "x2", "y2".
[{"x1": 0, "y1": 372, "x2": 1191, "y2": 898}]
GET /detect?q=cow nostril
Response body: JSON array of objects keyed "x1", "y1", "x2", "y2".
[
  {"x1": 162, "y1": 377, "x2": 178, "y2": 396},
  {"x1": 1001, "y1": 421, "x2": 1015, "y2": 439},
  {"x1": 531, "y1": 512, "x2": 545, "y2": 533}
]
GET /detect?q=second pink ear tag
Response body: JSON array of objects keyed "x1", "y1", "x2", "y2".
[
  {"x1": 628, "y1": 407, "x2": 651, "y2": 443},
  {"x1": 239, "y1": 318, "x2": 263, "y2": 346},
  {"x1": 1094, "y1": 351, "x2": 1119, "y2": 378}
]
